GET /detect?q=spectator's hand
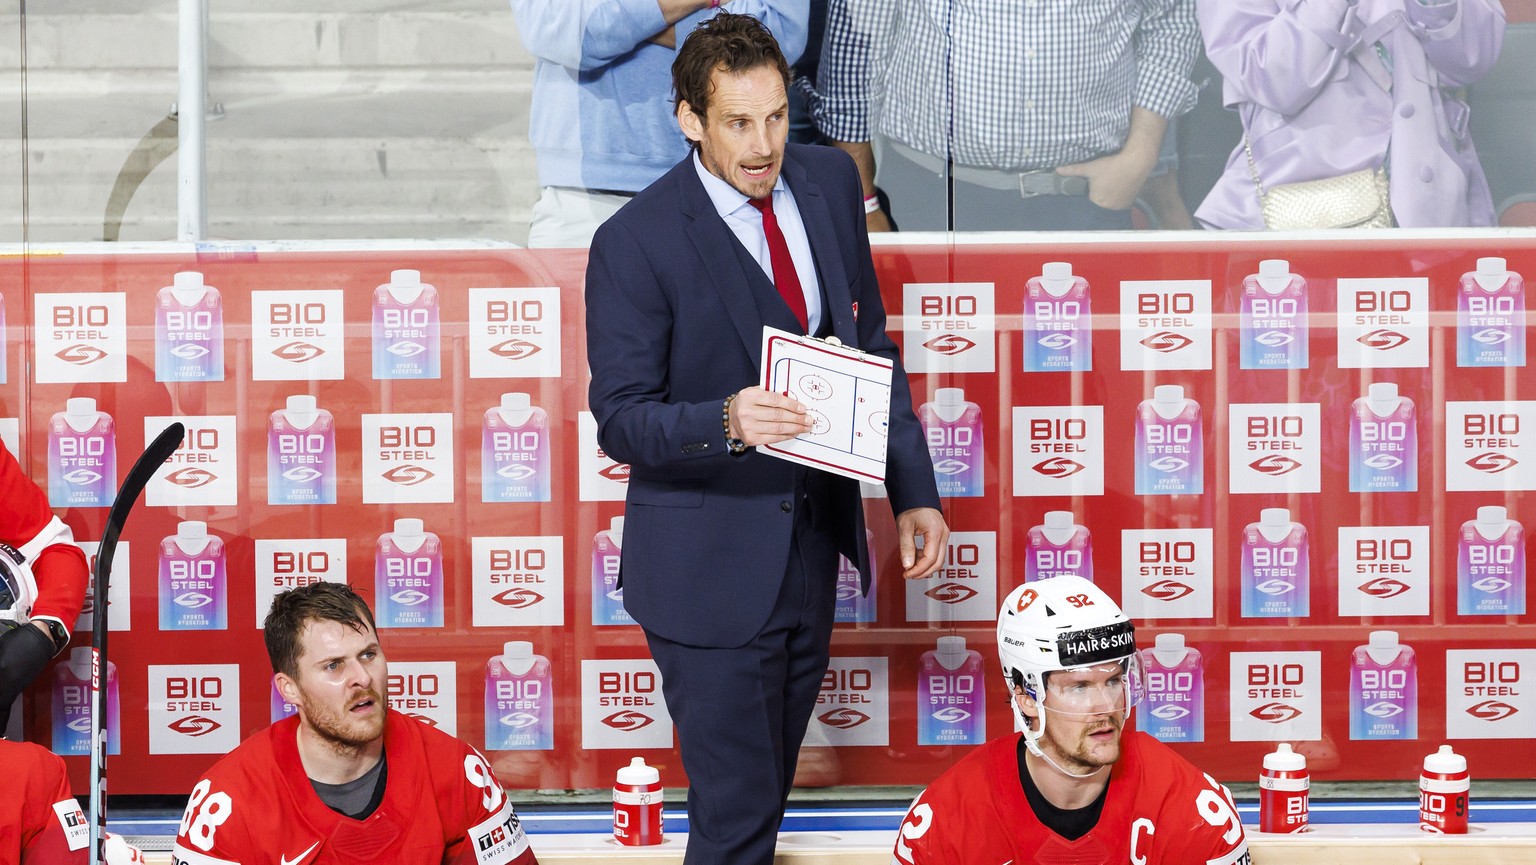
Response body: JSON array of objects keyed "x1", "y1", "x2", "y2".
[
  {"x1": 896, "y1": 507, "x2": 948, "y2": 579},
  {"x1": 728, "y1": 386, "x2": 813, "y2": 446},
  {"x1": 1056, "y1": 148, "x2": 1157, "y2": 212},
  {"x1": 866, "y1": 208, "x2": 892, "y2": 233},
  {"x1": 0, "y1": 621, "x2": 55, "y2": 707}
]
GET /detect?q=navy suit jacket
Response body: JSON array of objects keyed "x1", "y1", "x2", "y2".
[{"x1": 585, "y1": 143, "x2": 940, "y2": 649}]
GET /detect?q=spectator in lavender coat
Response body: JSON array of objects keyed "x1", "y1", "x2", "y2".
[{"x1": 1195, "y1": 0, "x2": 1505, "y2": 229}]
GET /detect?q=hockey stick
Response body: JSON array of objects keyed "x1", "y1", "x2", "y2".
[{"x1": 89, "y1": 421, "x2": 185, "y2": 865}]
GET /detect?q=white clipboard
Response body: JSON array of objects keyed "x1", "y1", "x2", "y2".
[{"x1": 758, "y1": 326, "x2": 893, "y2": 483}]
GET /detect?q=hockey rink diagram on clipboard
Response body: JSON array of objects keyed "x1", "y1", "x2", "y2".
[{"x1": 759, "y1": 326, "x2": 893, "y2": 483}]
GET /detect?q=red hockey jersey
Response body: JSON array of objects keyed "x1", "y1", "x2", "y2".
[
  {"x1": 0, "y1": 739, "x2": 90, "y2": 864},
  {"x1": 0, "y1": 440, "x2": 87, "y2": 632},
  {"x1": 170, "y1": 711, "x2": 537, "y2": 865},
  {"x1": 893, "y1": 732, "x2": 1250, "y2": 865}
]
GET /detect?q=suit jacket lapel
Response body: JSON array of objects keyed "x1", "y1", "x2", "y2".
[
  {"x1": 781, "y1": 152, "x2": 858, "y2": 347},
  {"x1": 680, "y1": 157, "x2": 767, "y2": 369}
]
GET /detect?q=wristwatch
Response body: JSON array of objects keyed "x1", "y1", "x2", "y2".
[{"x1": 34, "y1": 618, "x2": 70, "y2": 654}]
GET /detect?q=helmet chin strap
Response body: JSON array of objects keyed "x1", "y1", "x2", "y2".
[{"x1": 1011, "y1": 697, "x2": 1111, "y2": 781}]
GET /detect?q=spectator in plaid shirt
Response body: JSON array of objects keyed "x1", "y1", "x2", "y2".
[{"x1": 813, "y1": 0, "x2": 1200, "y2": 231}]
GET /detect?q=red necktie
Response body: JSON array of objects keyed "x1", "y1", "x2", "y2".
[{"x1": 748, "y1": 195, "x2": 809, "y2": 332}]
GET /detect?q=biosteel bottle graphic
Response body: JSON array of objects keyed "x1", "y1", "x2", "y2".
[
  {"x1": 485, "y1": 641, "x2": 553, "y2": 751},
  {"x1": 1349, "y1": 630, "x2": 1417, "y2": 741},
  {"x1": 1241, "y1": 508, "x2": 1309, "y2": 617},
  {"x1": 917, "y1": 636, "x2": 985, "y2": 746},
  {"x1": 482, "y1": 392, "x2": 551, "y2": 503},
  {"x1": 271, "y1": 678, "x2": 298, "y2": 723},
  {"x1": 53, "y1": 647, "x2": 118, "y2": 756},
  {"x1": 1024, "y1": 511, "x2": 1093, "y2": 583},
  {"x1": 267, "y1": 395, "x2": 337, "y2": 505},
  {"x1": 834, "y1": 529, "x2": 877, "y2": 624},
  {"x1": 157, "y1": 521, "x2": 227, "y2": 631},
  {"x1": 374, "y1": 518, "x2": 444, "y2": 628},
  {"x1": 1135, "y1": 385, "x2": 1202, "y2": 495},
  {"x1": 1023, "y1": 261, "x2": 1091, "y2": 372},
  {"x1": 1457, "y1": 256, "x2": 1525, "y2": 368},
  {"x1": 1141, "y1": 633, "x2": 1203, "y2": 743},
  {"x1": 154, "y1": 270, "x2": 225, "y2": 382},
  {"x1": 371, "y1": 269, "x2": 441, "y2": 379},
  {"x1": 1458, "y1": 505, "x2": 1525, "y2": 616},
  {"x1": 1349, "y1": 382, "x2": 1417, "y2": 492},
  {"x1": 1240, "y1": 258, "x2": 1308, "y2": 370},
  {"x1": 919, "y1": 387, "x2": 983, "y2": 497},
  {"x1": 591, "y1": 516, "x2": 632, "y2": 626},
  {"x1": 48, "y1": 398, "x2": 116, "y2": 508}
]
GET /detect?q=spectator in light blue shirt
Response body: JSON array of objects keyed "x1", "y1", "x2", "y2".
[{"x1": 513, "y1": 1, "x2": 808, "y2": 247}]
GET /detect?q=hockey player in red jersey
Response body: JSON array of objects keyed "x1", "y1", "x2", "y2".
[
  {"x1": 0, "y1": 440, "x2": 89, "y2": 735},
  {"x1": 171, "y1": 582, "x2": 538, "y2": 865},
  {"x1": 893, "y1": 576, "x2": 1250, "y2": 865},
  {"x1": 0, "y1": 738, "x2": 145, "y2": 865}
]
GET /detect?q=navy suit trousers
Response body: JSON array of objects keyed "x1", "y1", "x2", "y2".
[{"x1": 643, "y1": 501, "x2": 840, "y2": 865}]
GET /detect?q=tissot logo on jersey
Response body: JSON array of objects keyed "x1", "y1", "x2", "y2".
[
  {"x1": 815, "y1": 658, "x2": 888, "y2": 746},
  {"x1": 1119, "y1": 280, "x2": 1212, "y2": 371},
  {"x1": 1012, "y1": 406, "x2": 1104, "y2": 496},
  {"x1": 388, "y1": 662, "x2": 458, "y2": 735},
  {"x1": 35, "y1": 293, "x2": 129, "y2": 383},
  {"x1": 469, "y1": 287, "x2": 561, "y2": 378},
  {"x1": 905, "y1": 533, "x2": 996, "y2": 624},
  {"x1": 362, "y1": 413, "x2": 455, "y2": 503},
  {"x1": 1336, "y1": 278, "x2": 1428, "y2": 368},
  {"x1": 903, "y1": 283, "x2": 996, "y2": 373},
  {"x1": 1228, "y1": 404, "x2": 1321, "y2": 494},
  {"x1": 1229, "y1": 652, "x2": 1320, "y2": 741},
  {"x1": 582, "y1": 660, "x2": 673, "y2": 749},
  {"x1": 1444, "y1": 401, "x2": 1536, "y2": 491},
  {"x1": 472, "y1": 536, "x2": 564, "y2": 627},
  {"x1": 149, "y1": 665, "x2": 240, "y2": 754},
  {"x1": 1446, "y1": 650, "x2": 1535, "y2": 739},
  {"x1": 1120, "y1": 529, "x2": 1214, "y2": 619},
  {"x1": 146, "y1": 416, "x2": 238, "y2": 506},
  {"x1": 251, "y1": 291, "x2": 345, "y2": 381},
  {"x1": 1337, "y1": 527, "x2": 1429, "y2": 617}
]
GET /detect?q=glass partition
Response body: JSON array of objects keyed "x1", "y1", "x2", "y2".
[{"x1": 7, "y1": 1, "x2": 1535, "y2": 805}]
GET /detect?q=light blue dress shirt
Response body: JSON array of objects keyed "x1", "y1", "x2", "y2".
[{"x1": 693, "y1": 152, "x2": 823, "y2": 335}]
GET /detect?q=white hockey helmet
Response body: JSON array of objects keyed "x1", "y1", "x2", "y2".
[
  {"x1": 0, "y1": 542, "x2": 37, "y2": 631},
  {"x1": 997, "y1": 575, "x2": 1142, "y2": 755}
]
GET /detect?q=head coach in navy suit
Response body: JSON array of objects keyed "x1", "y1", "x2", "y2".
[{"x1": 584, "y1": 12, "x2": 949, "y2": 864}]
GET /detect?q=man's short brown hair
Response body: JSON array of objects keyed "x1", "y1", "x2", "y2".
[
  {"x1": 263, "y1": 582, "x2": 376, "y2": 678},
  {"x1": 671, "y1": 11, "x2": 791, "y2": 120}
]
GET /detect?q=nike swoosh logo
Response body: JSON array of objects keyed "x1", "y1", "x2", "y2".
[{"x1": 281, "y1": 841, "x2": 320, "y2": 865}]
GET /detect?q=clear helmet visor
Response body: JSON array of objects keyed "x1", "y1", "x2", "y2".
[{"x1": 1035, "y1": 655, "x2": 1146, "y2": 718}]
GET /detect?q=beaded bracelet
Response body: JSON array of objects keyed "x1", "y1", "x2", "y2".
[{"x1": 722, "y1": 392, "x2": 746, "y2": 454}]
